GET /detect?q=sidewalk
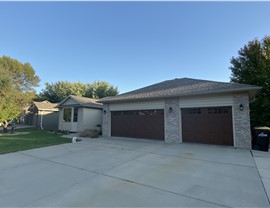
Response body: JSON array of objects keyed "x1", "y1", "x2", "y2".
[{"x1": 252, "y1": 150, "x2": 270, "y2": 203}]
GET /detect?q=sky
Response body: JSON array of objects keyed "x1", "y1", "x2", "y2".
[{"x1": 0, "y1": 1, "x2": 270, "y2": 94}]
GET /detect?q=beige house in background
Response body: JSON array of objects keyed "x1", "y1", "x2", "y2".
[
  {"x1": 57, "y1": 95, "x2": 103, "y2": 132},
  {"x1": 25, "y1": 101, "x2": 59, "y2": 130}
]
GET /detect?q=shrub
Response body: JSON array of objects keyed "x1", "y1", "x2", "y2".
[
  {"x1": 79, "y1": 129, "x2": 99, "y2": 138},
  {"x1": 61, "y1": 130, "x2": 69, "y2": 135}
]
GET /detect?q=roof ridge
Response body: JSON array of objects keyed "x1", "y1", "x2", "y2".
[
  {"x1": 70, "y1": 95, "x2": 98, "y2": 101},
  {"x1": 99, "y1": 77, "x2": 261, "y2": 103},
  {"x1": 57, "y1": 95, "x2": 103, "y2": 108}
]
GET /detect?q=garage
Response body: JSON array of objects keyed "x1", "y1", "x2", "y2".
[
  {"x1": 111, "y1": 109, "x2": 164, "y2": 140},
  {"x1": 181, "y1": 107, "x2": 233, "y2": 146},
  {"x1": 100, "y1": 78, "x2": 260, "y2": 149}
]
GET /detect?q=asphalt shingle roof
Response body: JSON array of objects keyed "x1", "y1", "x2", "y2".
[
  {"x1": 99, "y1": 78, "x2": 261, "y2": 103},
  {"x1": 32, "y1": 101, "x2": 58, "y2": 111},
  {"x1": 58, "y1": 95, "x2": 103, "y2": 108}
]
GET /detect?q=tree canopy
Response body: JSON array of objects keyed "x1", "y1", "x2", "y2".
[
  {"x1": 37, "y1": 81, "x2": 93, "y2": 103},
  {"x1": 230, "y1": 36, "x2": 270, "y2": 127},
  {"x1": 37, "y1": 80, "x2": 119, "y2": 103},
  {"x1": 0, "y1": 68, "x2": 20, "y2": 125},
  {"x1": 0, "y1": 56, "x2": 40, "y2": 92},
  {"x1": 92, "y1": 81, "x2": 119, "y2": 99},
  {"x1": 0, "y1": 56, "x2": 40, "y2": 131}
]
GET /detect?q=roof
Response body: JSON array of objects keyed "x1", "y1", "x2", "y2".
[
  {"x1": 57, "y1": 95, "x2": 103, "y2": 109},
  {"x1": 99, "y1": 78, "x2": 261, "y2": 103},
  {"x1": 31, "y1": 101, "x2": 59, "y2": 111}
]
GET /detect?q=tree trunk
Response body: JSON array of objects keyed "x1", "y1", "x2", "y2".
[{"x1": 2, "y1": 120, "x2": 9, "y2": 133}]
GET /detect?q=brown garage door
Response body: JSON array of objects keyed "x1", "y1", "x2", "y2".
[
  {"x1": 181, "y1": 107, "x2": 233, "y2": 146},
  {"x1": 111, "y1": 109, "x2": 164, "y2": 140}
]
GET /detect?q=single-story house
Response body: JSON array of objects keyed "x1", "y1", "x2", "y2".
[
  {"x1": 57, "y1": 95, "x2": 103, "y2": 133},
  {"x1": 24, "y1": 101, "x2": 59, "y2": 130},
  {"x1": 99, "y1": 78, "x2": 261, "y2": 149}
]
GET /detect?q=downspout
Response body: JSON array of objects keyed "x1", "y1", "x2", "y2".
[{"x1": 40, "y1": 110, "x2": 44, "y2": 130}]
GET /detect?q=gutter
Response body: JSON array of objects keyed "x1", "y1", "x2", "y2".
[
  {"x1": 40, "y1": 110, "x2": 44, "y2": 130},
  {"x1": 98, "y1": 86, "x2": 262, "y2": 104}
]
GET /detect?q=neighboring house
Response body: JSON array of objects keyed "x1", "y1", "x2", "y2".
[
  {"x1": 57, "y1": 95, "x2": 103, "y2": 132},
  {"x1": 99, "y1": 78, "x2": 261, "y2": 149},
  {"x1": 24, "y1": 101, "x2": 59, "y2": 130}
]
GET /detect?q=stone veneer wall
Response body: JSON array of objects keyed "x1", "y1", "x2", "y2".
[
  {"x1": 233, "y1": 94, "x2": 252, "y2": 149},
  {"x1": 102, "y1": 103, "x2": 111, "y2": 138},
  {"x1": 164, "y1": 98, "x2": 180, "y2": 143}
]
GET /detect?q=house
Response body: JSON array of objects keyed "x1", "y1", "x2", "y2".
[
  {"x1": 57, "y1": 95, "x2": 103, "y2": 133},
  {"x1": 24, "y1": 101, "x2": 59, "y2": 130},
  {"x1": 99, "y1": 78, "x2": 261, "y2": 149}
]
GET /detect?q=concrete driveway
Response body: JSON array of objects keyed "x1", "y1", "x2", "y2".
[{"x1": 0, "y1": 137, "x2": 269, "y2": 207}]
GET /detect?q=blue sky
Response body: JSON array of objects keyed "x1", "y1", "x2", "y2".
[{"x1": 0, "y1": 1, "x2": 270, "y2": 94}]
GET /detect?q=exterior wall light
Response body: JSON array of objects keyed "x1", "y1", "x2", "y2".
[
  {"x1": 239, "y1": 104, "x2": 244, "y2": 111},
  {"x1": 169, "y1": 107, "x2": 173, "y2": 113},
  {"x1": 103, "y1": 110, "x2": 107, "y2": 115}
]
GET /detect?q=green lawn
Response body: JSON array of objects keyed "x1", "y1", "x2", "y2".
[{"x1": 0, "y1": 128, "x2": 71, "y2": 154}]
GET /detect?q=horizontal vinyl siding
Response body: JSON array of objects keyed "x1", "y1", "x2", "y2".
[
  {"x1": 109, "y1": 100, "x2": 165, "y2": 111},
  {"x1": 62, "y1": 98, "x2": 78, "y2": 105},
  {"x1": 179, "y1": 95, "x2": 233, "y2": 108},
  {"x1": 77, "y1": 108, "x2": 102, "y2": 132}
]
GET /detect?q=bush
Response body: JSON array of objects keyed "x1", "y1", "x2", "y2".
[
  {"x1": 61, "y1": 130, "x2": 69, "y2": 135},
  {"x1": 79, "y1": 129, "x2": 99, "y2": 138}
]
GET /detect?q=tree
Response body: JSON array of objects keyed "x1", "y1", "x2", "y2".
[
  {"x1": 92, "y1": 81, "x2": 119, "y2": 99},
  {"x1": 0, "y1": 69, "x2": 20, "y2": 132},
  {"x1": 37, "y1": 81, "x2": 93, "y2": 103},
  {"x1": 0, "y1": 56, "x2": 40, "y2": 132},
  {"x1": 38, "y1": 80, "x2": 119, "y2": 102},
  {"x1": 230, "y1": 36, "x2": 270, "y2": 127},
  {"x1": 0, "y1": 56, "x2": 40, "y2": 91}
]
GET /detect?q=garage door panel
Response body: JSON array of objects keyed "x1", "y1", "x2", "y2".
[
  {"x1": 182, "y1": 107, "x2": 233, "y2": 146},
  {"x1": 111, "y1": 110, "x2": 164, "y2": 140}
]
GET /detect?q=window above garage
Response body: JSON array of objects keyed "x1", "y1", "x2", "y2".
[{"x1": 208, "y1": 107, "x2": 229, "y2": 114}]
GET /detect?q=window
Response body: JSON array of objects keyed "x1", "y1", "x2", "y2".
[
  {"x1": 112, "y1": 111, "x2": 122, "y2": 116},
  {"x1": 208, "y1": 107, "x2": 228, "y2": 114},
  {"x1": 123, "y1": 111, "x2": 134, "y2": 116},
  {"x1": 187, "y1": 108, "x2": 201, "y2": 114},
  {"x1": 63, "y1": 108, "x2": 72, "y2": 122},
  {"x1": 73, "y1": 108, "x2": 78, "y2": 122}
]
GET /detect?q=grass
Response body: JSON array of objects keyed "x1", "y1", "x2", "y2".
[{"x1": 0, "y1": 127, "x2": 71, "y2": 154}]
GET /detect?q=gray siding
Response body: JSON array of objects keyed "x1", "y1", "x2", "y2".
[
  {"x1": 41, "y1": 111, "x2": 59, "y2": 130},
  {"x1": 78, "y1": 108, "x2": 102, "y2": 132},
  {"x1": 62, "y1": 98, "x2": 77, "y2": 105},
  {"x1": 109, "y1": 100, "x2": 164, "y2": 111},
  {"x1": 179, "y1": 94, "x2": 233, "y2": 108}
]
